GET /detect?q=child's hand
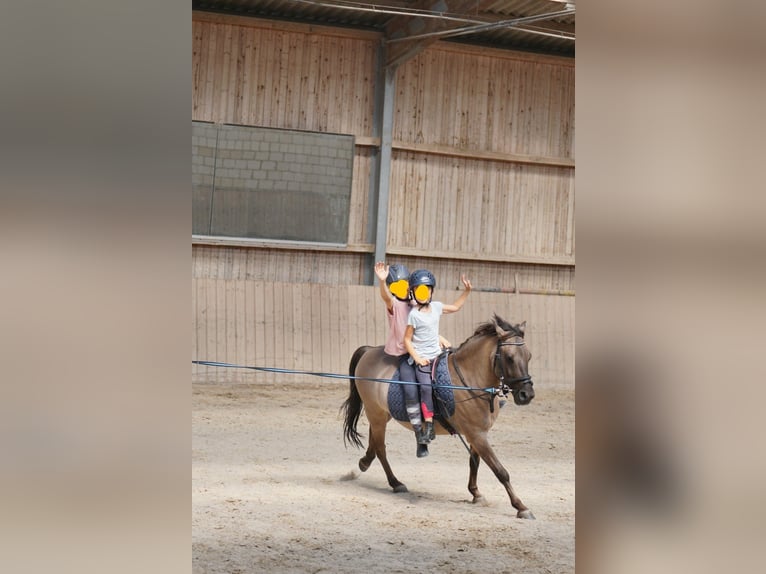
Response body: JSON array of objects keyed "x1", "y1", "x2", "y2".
[
  {"x1": 416, "y1": 357, "x2": 430, "y2": 367},
  {"x1": 461, "y1": 274, "x2": 472, "y2": 291},
  {"x1": 374, "y1": 261, "x2": 389, "y2": 281}
]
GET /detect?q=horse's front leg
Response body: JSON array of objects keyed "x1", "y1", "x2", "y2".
[{"x1": 469, "y1": 435, "x2": 535, "y2": 519}]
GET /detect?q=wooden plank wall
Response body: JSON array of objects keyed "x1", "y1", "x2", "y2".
[
  {"x1": 191, "y1": 13, "x2": 575, "y2": 388},
  {"x1": 388, "y1": 45, "x2": 575, "y2": 265},
  {"x1": 192, "y1": 279, "x2": 574, "y2": 388},
  {"x1": 192, "y1": 14, "x2": 378, "y2": 134},
  {"x1": 192, "y1": 13, "x2": 377, "y2": 248},
  {"x1": 192, "y1": 244, "x2": 369, "y2": 284},
  {"x1": 387, "y1": 154, "x2": 574, "y2": 263},
  {"x1": 191, "y1": 13, "x2": 575, "y2": 289},
  {"x1": 394, "y1": 44, "x2": 574, "y2": 159},
  {"x1": 191, "y1": 245, "x2": 573, "y2": 293}
]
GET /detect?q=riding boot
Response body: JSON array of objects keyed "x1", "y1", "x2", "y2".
[
  {"x1": 425, "y1": 420, "x2": 435, "y2": 441},
  {"x1": 417, "y1": 423, "x2": 431, "y2": 445},
  {"x1": 414, "y1": 425, "x2": 429, "y2": 457}
]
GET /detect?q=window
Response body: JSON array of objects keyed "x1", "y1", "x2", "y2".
[{"x1": 192, "y1": 122, "x2": 354, "y2": 244}]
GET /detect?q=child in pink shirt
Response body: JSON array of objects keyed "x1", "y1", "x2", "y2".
[{"x1": 375, "y1": 262, "x2": 451, "y2": 458}]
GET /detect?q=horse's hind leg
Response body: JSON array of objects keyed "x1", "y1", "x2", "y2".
[
  {"x1": 365, "y1": 419, "x2": 407, "y2": 493},
  {"x1": 358, "y1": 427, "x2": 377, "y2": 472},
  {"x1": 467, "y1": 446, "x2": 488, "y2": 506}
]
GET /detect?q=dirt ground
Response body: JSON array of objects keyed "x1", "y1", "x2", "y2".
[{"x1": 192, "y1": 378, "x2": 575, "y2": 574}]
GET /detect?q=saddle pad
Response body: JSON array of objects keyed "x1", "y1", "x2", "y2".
[{"x1": 387, "y1": 354, "x2": 455, "y2": 422}]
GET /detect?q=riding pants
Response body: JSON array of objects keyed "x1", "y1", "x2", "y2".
[{"x1": 399, "y1": 358, "x2": 434, "y2": 420}]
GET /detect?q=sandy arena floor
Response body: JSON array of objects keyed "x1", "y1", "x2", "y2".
[{"x1": 192, "y1": 378, "x2": 574, "y2": 573}]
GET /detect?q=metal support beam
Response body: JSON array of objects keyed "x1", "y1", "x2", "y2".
[
  {"x1": 384, "y1": 0, "x2": 499, "y2": 68},
  {"x1": 364, "y1": 43, "x2": 397, "y2": 283},
  {"x1": 387, "y1": 8, "x2": 575, "y2": 43},
  {"x1": 372, "y1": 65, "x2": 397, "y2": 271},
  {"x1": 363, "y1": 43, "x2": 385, "y2": 284}
]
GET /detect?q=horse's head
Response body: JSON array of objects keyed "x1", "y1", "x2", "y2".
[{"x1": 492, "y1": 315, "x2": 535, "y2": 405}]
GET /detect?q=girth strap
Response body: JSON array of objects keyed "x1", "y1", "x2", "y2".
[{"x1": 434, "y1": 414, "x2": 458, "y2": 436}]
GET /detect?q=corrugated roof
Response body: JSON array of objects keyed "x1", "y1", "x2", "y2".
[{"x1": 192, "y1": 0, "x2": 575, "y2": 58}]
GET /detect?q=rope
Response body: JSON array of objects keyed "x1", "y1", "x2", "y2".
[
  {"x1": 197, "y1": 359, "x2": 479, "y2": 455},
  {"x1": 192, "y1": 360, "x2": 499, "y2": 394}
]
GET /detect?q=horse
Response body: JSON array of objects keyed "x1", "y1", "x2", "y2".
[{"x1": 341, "y1": 314, "x2": 536, "y2": 519}]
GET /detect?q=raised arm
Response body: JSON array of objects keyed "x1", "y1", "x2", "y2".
[
  {"x1": 375, "y1": 261, "x2": 393, "y2": 312},
  {"x1": 442, "y1": 274, "x2": 473, "y2": 314}
]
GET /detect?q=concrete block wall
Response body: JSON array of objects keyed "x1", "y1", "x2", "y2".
[{"x1": 192, "y1": 122, "x2": 354, "y2": 242}]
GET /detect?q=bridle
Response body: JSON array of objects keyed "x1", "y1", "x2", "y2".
[
  {"x1": 450, "y1": 336, "x2": 533, "y2": 411},
  {"x1": 493, "y1": 338, "x2": 533, "y2": 397}
]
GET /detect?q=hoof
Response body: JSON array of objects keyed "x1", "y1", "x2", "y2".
[
  {"x1": 416, "y1": 444, "x2": 429, "y2": 458},
  {"x1": 393, "y1": 484, "x2": 408, "y2": 493},
  {"x1": 358, "y1": 459, "x2": 371, "y2": 472},
  {"x1": 471, "y1": 495, "x2": 489, "y2": 506},
  {"x1": 517, "y1": 509, "x2": 536, "y2": 519}
]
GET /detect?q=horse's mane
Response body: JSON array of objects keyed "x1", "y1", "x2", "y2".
[{"x1": 455, "y1": 314, "x2": 523, "y2": 351}]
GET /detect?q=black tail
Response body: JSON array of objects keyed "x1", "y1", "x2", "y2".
[{"x1": 341, "y1": 345, "x2": 372, "y2": 449}]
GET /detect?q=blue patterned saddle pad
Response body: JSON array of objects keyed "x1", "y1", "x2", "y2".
[{"x1": 387, "y1": 353, "x2": 455, "y2": 423}]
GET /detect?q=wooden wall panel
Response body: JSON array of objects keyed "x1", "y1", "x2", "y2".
[
  {"x1": 192, "y1": 16, "x2": 377, "y2": 135},
  {"x1": 191, "y1": 279, "x2": 574, "y2": 388},
  {"x1": 192, "y1": 14, "x2": 575, "y2": 270},
  {"x1": 395, "y1": 46, "x2": 575, "y2": 160},
  {"x1": 388, "y1": 153, "x2": 574, "y2": 261},
  {"x1": 348, "y1": 147, "x2": 374, "y2": 245},
  {"x1": 191, "y1": 15, "x2": 575, "y2": 390},
  {"x1": 192, "y1": 13, "x2": 377, "y2": 248},
  {"x1": 380, "y1": 256, "x2": 575, "y2": 294},
  {"x1": 192, "y1": 16, "x2": 376, "y2": 247},
  {"x1": 388, "y1": 44, "x2": 574, "y2": 266},
  {"x1": 192, "y1": 245, "x2": 369, "y2": 284},
  {"x1": 191, "y1": 245, "x2": 575, "y2": 293}
]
